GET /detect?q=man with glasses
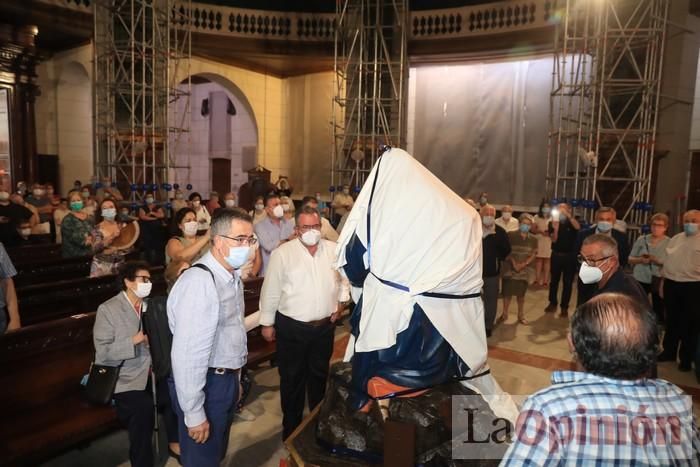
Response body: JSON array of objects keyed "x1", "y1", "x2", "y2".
[
  {"x1": 167, "y1": 208, "x2": 255, "y2": 466},
  {"x1": 575, "y1": 206, "x2": 630, "y2": 305},
  {"x1": 255, "y1": 193, "x2": 295, "y2": 275},
  {"x1": 259, "y1": 206, "x2": 349, "y2": 440},
  {"x1": 578, "y1": 234, "x2": 648, "y2": 306}
]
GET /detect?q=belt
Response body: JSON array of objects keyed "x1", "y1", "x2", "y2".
[
  {"x1": 306, "y1": 317, "x2": 332, "y2": 327},
  {"x1": 208, "y1": 367, "x2": 239, "y2": 375}
]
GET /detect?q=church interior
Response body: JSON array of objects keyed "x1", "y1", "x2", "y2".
[{"x1": 1, "y1": 0, "x2": 700, "y2": 465}]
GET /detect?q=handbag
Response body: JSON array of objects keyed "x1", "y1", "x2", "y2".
[
  {"x1": 84, "y1": 360, "x2": 124, "y2": 405},
  {"x1": 85, "y1": 313, "x2": 141, "y2": 405}
]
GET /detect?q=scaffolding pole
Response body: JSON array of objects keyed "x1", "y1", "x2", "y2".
[
  {"x1": 547, "y1": 0, "x2": 668, "y2": 231},
  {"x1": 332, "y1": 0, "x2": 408, "y2": 191},
  {"x1": 94, "y1": 0, "x2": 191, "y2": 204}
]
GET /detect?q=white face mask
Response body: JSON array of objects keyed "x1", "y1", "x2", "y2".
[
  {"x1": 300, "y1": 229, "x2": 321, "y2": 246},
  {"x1": 224, "y1": 199, "x2": 236, "y2": 208},
  {"x1": 281, "y1": 203, "x2": 290, "y2": 212},
  {"x1": 255, "y1": 203, "x2": 264, "y2": 211},
  {"x1": 102, "y1": 208, "x2": 117, "y2": 220},
  {"x1": 272, "y1": 205, "x2": 284, "y2": 218},
  {"x1": 578, "y1": 262, "x2": 603, "y2": 284},
  {"x1": 0, "y1": 192, "x2": 9, "y2": 201},
  {"x1": 134, "y1": 282, "x2": 152, "y2": 298},
  {"x1": 183, "y1": 221, "x2": 198, "y2": 236},
  {"x1": 502, "y1": 212, "x2": 512, "y2": 221},
  {"x1": 20, "y1": 228, "x2": 31, "y2": 237}
]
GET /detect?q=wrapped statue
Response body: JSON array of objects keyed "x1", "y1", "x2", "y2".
[{"x1": 308, "y1": 148, "x2": 517, "y2": 465}]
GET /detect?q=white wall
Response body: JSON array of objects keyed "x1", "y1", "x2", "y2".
[
  {"x1": 170, "y1": 81, "x2": 258, "y2": 197},
  {"x1": 281, "y1": 71, "x2": 335, "y2": 197},
  {"x1": 34, "y1": 44, "x2": 93, "y2": 195}
]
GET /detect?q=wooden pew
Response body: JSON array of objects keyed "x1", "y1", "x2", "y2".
[
  {"x1": 13, "y1": 251, "x2": 141, "y2": 289},
  {"x1": 6, "y1": 239, "x2": 60, "y2": 265},
  {"x1": 0, "y1": 276, "x2": 273, "y2": 466},
  {"x1": 13, "y1": 255, "x2": 93, "y2": 289},
  {"x1": 17, "y1": 266, "x2": 166, "y2": 326},
  {"x1": 0, "y1": 313, "x2": 118, "y2": 466}
]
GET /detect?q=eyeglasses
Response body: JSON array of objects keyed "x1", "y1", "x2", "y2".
[
  {"x1": 297, "y1": 224, "x2": 322, "y2": 232},
  {"x1": 218, "y1": 234, "x2": 258, "y2": 246},
  {"x1": 135, "y1": 275, "x2": 152, "y2": 283},
  {"x1": 577, "y1": 254, "x2": 613, "y2": 266}
]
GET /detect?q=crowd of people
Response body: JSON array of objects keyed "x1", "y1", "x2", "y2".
[{"x1": 2, "y1": 175, "x2": 699, "y2": 466}]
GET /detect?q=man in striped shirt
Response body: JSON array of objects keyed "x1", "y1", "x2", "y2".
[{"x1": 500, "y1": 293, "x2": 700, "y2": 466}]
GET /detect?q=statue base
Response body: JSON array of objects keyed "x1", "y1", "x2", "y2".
[{"x1": 285, "y1": 362, "x2": 506, "y2": 466}]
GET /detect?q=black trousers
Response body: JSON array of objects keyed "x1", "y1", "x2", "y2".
[
  {"x1": 275, "y1": 313, "x2": 335, "y2": 440},
  {"x1": 639, "y1": 281, "x2": 665, "y2": 325},
  {"x1": 662, "y1": 279, "x2": 700, "y2": 366},
  {"x1": 548, "y1": 252, "x2": 577, "y2": 309},
  {"x1": 156, "y1": 377, "x2": 179, "y2": 444},
  {"x1": 113, "y1": 389, "x2": 155, "y2": 467}
]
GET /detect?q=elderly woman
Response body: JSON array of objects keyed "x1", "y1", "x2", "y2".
[
  {"x1": 90, "y1": 199, "x2": 127, "y2": 277},
  {"x1": 501, "y1": 214, "x2": 538, "y2": 325},
  {"x1": 629, "y1": 212, "x2": 669, "y2": 324},
  {"x1": 165, "y1": 207, "x2": 210, "y2": 265},
  {"x1": 93, "y1": 261, "x2": 154, "y2": 467},
  {"x1": 61, "y1": 190, "x2": 94, "y2": 258},
  {"x1": 280, "y1": 195, "x2": 295, "y2": 222},
  {"x1": 188, "y1": 192, "x2": 211, "y2": 231}
]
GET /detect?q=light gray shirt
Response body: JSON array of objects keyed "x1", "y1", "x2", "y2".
[
  {"x1": 254, "y1": 216, "x2": 295, "y2": 275},
  {"x1": 93, "y1": 292, "x2": 151, "y2": 394},
  {"x1": 168, "y1": 251, "x2": 247, "y2": 427}
]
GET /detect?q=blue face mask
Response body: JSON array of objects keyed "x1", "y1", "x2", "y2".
[
  {"x1": 519, "y1": 224, "x2": 531, "y2": 233},
  {"x1": 597, "y1": 221, "x2": 613, "y2": 233},
  {"x1": 224, "y1": 246, "x2": 250, "y2": 269},
  {"x1": 542, "y1": 207, "x2": 551, "y2": 215},
  {"x1": 684, "y1": 223, "x2": 699, "y2": 236}
]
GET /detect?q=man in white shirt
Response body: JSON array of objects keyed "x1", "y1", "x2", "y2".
[
  {"x1": 495, "y1": 205, "x2": 519, "y2": 232},
  {"x1": 301, "y1": 195, "x2": 339, "y2": 241},
  {"x1": 659, "y1": 209, "x2": 700, "y2": 372},
  {"x1": 259, "y1": 206, "x2": 349, "y2": 440}
]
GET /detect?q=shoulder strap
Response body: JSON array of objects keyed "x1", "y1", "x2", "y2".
[{"x1": 188, "y1": 263, "x2": 215, "y2": 284}]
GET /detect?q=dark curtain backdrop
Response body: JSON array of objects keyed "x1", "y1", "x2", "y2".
[{"x1": 411, "y1": 57, "x2": 552, "y2": 208}]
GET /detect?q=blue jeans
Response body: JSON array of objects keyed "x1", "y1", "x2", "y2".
[{"x1": 168, "y1": 370, "x2": 239, "y2": 467}]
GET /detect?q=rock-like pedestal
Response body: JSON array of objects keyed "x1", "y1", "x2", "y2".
[{"x1": 286, "y1": 363, "x2": 506, "y2": 466}]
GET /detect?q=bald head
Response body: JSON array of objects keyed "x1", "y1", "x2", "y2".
[
  {"x1": 684, "y1": 209, "x2": 700, "y2": 224},
  {"x1": 480, "y1": 204, "x2": 496, "y2": 217},
  {"x1": 571, "y1": 293, "x2": 658, "y2": 379}
]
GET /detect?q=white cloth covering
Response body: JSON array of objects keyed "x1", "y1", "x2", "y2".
[{"x1": 334, "y1": 148, "x2": 488, "y2": 374}]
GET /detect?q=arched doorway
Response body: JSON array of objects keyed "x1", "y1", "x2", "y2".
[{"x1": 170, "y1": 73, "x2": 258, "y2": 199}]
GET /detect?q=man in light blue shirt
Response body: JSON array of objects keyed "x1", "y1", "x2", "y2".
[
  {"x1": 254, "y1": 193, "x2": 295, "y2": 275},
  {"x1": 168, "y1": 208, "x2": 255, "y2": 466}
]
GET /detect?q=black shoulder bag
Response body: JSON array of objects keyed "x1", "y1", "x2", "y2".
[{"x1": 85, "y1": 313, "x2": 142, "y2": 405}]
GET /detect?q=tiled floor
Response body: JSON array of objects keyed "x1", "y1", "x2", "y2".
[{"x1": 42, "y1": 286, "x2": 699, "y2": 466}]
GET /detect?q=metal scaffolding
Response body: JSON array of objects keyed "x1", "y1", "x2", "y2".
[
  {"x1": 93, "y1": 0, "x2": 191, "y2": 202},
  {"x1": 332, "y1": 0, "x2": 408, "y2": 190},
  {"x1": 547, "y1": 0, "x2": 668, "y2": 228}
]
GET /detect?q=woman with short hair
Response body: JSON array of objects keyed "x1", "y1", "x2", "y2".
[
  {"x1": 93, "y1": 261, "x2": 154, "y2": 467},
  {"x1": 61, "y1": 190, "x2": 94, "y2": 258},
  {"x1": 501, "y1": 214, "x2": 538, "y2": 325},
  {"x1": 629, "y1": 212, "x2": 669, "y2": 324}
]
